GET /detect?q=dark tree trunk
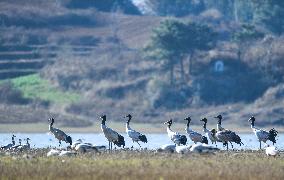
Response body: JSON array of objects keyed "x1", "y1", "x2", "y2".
[
  {"x1": 237, "y1": 46, "x2": 241, "y2": 61},
  {"x1": 232, "y1": 0, "x2": 239, "y2": 23},
  {"x1": 170, "y1": 64, "x2": 174, "y2": 85},
  {"x1": 180, "y1": 56, "x2": 185, "y2": 83},
  {"x1": 188, "y1": 51, "x2": 194, "y2": 76}
]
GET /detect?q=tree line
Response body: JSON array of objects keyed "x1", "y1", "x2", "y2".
[{"x1": 145, "y1": 0, "x2": 284, "y2": 35}]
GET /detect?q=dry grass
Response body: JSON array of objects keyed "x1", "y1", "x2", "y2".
[{"x1": 0, "y1": 150, "x2": 284, "y2": 180}]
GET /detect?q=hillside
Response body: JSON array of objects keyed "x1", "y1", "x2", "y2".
[{"x1": 0, "y1": 0, "x2": 284, "y2": 129}]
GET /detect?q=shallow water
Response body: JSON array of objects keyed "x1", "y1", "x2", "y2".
[{"x1": 0, "y1": 133, "x2": 283, "y2": 150}]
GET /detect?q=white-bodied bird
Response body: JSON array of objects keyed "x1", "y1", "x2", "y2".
[
  {"x1": 164, "y1": 119, "x2": 187, "y2": 146},
  {"x1": 265, "y1": 145, "x2": 279, "y2": 157},
  {"x1": 184, "y1": 116, "x2": 208, "y2": 144},
  {"x1": 190, "y1": 144, "x2": 220, "y2": 153},
  {"x1": 74, "y1": 143, "x2": 99, "y2": 153},
  {"x1": 71, "y1": 139, "x2": 84, "y2": 149},
  {"x1": 200, "y1": 118, "x2": 218, "y2": 145},
  {"x1": 175, "y1": 145, "x2": 192, "y2": 154},
  {"x1": 248, "y1": 116, "x2": 278, "y2": 149},
  {"x1": 46, "y1": 149, "x2": 76, "y2": 157},
  {"x1": 59, "y1": 150, "x2": 77, "y2": 157},
  {"x1": 47, "y1": 149, "x2": 61, "y2": 157},
  {"x1": 125, "y1": 114, "x2": 147, "y2": 148},
  {"x1": 71, "y1": 139, "x2": 106, "y2": 153}
]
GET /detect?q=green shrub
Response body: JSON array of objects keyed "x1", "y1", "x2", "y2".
[{"x1": 10, "y1": 74, "x2": 80, "y2": 105}]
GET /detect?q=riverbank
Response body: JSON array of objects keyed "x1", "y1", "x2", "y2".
[{"x1": 0, "y1": 150, "x2": 283, "y2": 180}]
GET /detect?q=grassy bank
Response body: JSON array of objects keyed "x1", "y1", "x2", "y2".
[
  {"x1": 0, "y1": 150, "x2": 283, "y2": 180},
  {"x1": 10, "y1": 74, "x2": 80, "y2": 104},
  {"x1": 1, "y1": 122, "x2": 284, "y2": 133}
]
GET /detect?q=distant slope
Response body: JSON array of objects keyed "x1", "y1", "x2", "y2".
[{"x1": 0, "y1": 0, "x2": 284, "y2": 128}]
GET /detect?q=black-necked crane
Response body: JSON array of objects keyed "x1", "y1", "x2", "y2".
[
  {"x1": 164, "y1": 119, "x2": 187, "y2": 146},
  {"x1": 210, "y1": 128, "x2": 228, "y2": 147},
  {"x1": 125, "y1": 114, "x2": 147, "y2": 148},
  {"x1": 200, "y1": 118, "x2": 218, "y2": 145},
  {"x1": 21, "y1": 138, "x2": 31, "y2": 150},
  {"x1": 48, "y1": 118, "x2": 72, "y2": 146},
  {"x1": 184, "y1": 116, "x2": 208, "y2": 144},
  {"x1": 248, "y1": 116, "x2": 278, "y2": 149},
  {"x1": 12, "y1": 139, "x2": 22, "y2": 150},
  {"x1": 214, "y1": 115, "x2": 243, "y2": 150},
  {"x1": 215, "y1": 115, "x2": 225, "y2": 131},
  {"x1": 100, "y1": 115, "x2": 125, "y2": 151},
  {"x1": 1, "y1": 134, "x2": 16, "y2": 150}
]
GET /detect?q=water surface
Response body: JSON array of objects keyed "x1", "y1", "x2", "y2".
[{"x1": 1, "y1": 133, "x2": 283, "y2": 150}]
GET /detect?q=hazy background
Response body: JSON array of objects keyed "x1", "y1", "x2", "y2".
[{"x1": 0, "y1": 0, "x2": 284, "y2": 129}]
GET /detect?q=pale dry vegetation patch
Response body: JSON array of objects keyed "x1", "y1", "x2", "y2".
[{"x1": 0, "y1": 150, "x2": 284, "y2": 180}]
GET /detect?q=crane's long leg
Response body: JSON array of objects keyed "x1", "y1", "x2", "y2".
[
  {"x1": 259, "y1": 141, "x2": 261, "y2": 149},
  {"x1": 137, "y1": 142, "x2": 141, "y2": 148},
  {"x1": 230, "y1": 142, "x2": 233, "y2": 149},
  {"x1": 108, "y1": 141, "x2": 111, "y2": 151},
  {"x1": 111, "y1": 142, "x2": 113, "y2": 151},
  {"x1": 226, "y1": 142, "x2": 229, "y2": 151}
]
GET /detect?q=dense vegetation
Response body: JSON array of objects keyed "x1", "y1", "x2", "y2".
[
  {"x1": 0, "y1": 0, "x2": 284, "y2": 126},
  {"x1": 146, "y1": 0, "x2": 284, "y2": 34}
]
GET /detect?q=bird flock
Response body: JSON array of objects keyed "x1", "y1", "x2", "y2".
[
  {"x1": 1, "y1": 135, "x2": 30, "y2": 151},
  {"x1": 0, "y1": 115, "x2": 280, "y2": 157}
]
